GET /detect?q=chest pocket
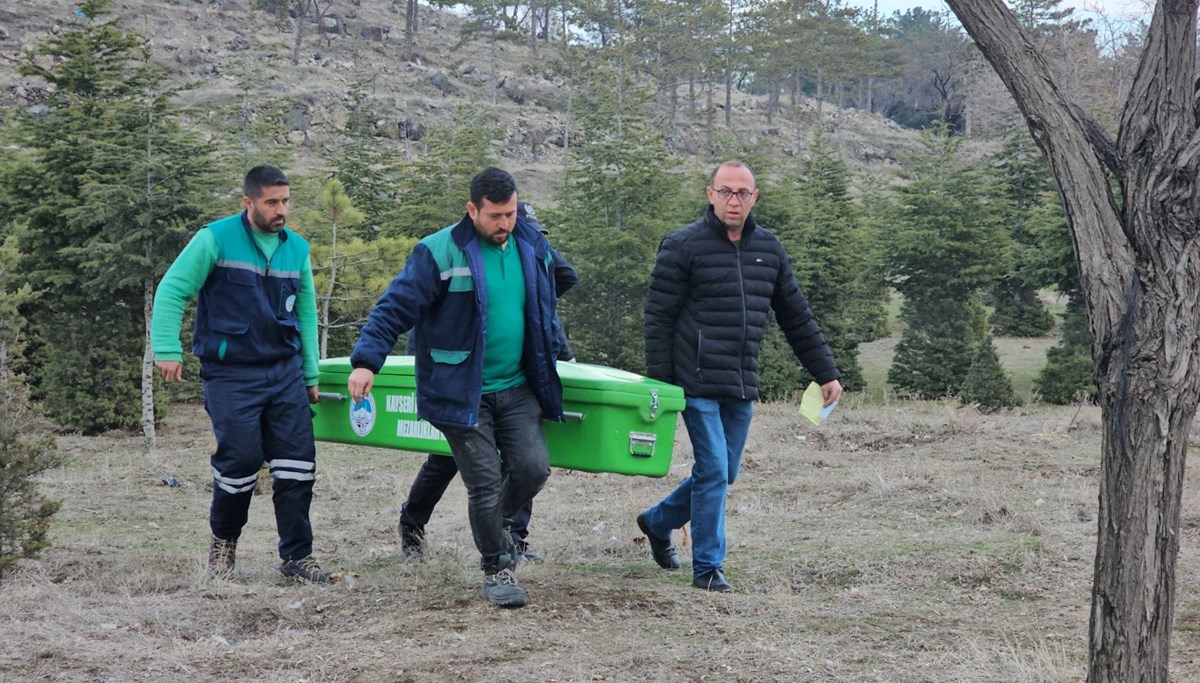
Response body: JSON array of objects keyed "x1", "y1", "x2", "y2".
[
  {"x1": 208, "y1": 268, "x2": 259, "y2": 333},
  {"x1": 274, "y1": 276, "x2": 301, "y2": 320},
  {"x1": 226, "y1": 268, "x2": 258, "y2": 286}
]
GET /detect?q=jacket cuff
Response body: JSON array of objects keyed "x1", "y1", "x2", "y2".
[{"x1": 814, "y1": 369, "x2": 842, "y2": 385}]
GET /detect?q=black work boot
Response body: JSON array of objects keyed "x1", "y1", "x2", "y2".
[
  {"x1": 399, "y1": 522, "x2": 424, "y2": 557},
  {"x1": 693, "y1": 568, "x2": 733, "y2": 593},
  {"x1": 279, "y1": 556, "x2": 332, "y2": 583},
  {"x1": 636, "y1": 512, "x2": 681, "y2": 570}
]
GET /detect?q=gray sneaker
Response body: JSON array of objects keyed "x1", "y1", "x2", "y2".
[
  {"x1": 279, "y1": 556, "x2": 332, "y2": 583},
  {"x1": 207, "y1": 535, "x2": 237, "y2": 579},
  {"x1": 481, "y1": 568, "x2": 527, "y2": 608}
]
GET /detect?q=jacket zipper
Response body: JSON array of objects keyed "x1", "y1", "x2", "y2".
[{"x1": 735, "y1": 242, "x2": 747, "y2": 399}]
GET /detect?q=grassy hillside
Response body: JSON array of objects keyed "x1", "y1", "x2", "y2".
[{"x1": 0, "y1": 0, "x2": 933, "y2": 201}]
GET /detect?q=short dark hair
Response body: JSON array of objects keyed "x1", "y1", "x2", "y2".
[
  {"x1": 244, "y1": 165, "x2": 289, "y2": 198},
  {"x1": 469, "y1": 167, "x2": 517, "y2": 207}
]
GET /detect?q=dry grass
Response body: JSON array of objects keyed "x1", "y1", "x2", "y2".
[{"x1": 6, "y1": 400, "x2": 1200, "y2": 682}]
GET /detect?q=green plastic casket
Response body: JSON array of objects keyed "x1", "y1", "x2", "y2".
[{"x1": 312, "y1": 356, "x2": 686, "y2": 477}]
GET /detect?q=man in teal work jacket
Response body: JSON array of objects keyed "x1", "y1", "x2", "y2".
[{"x1": 151, "y1": 165, "x2": 332, "y2": 583}]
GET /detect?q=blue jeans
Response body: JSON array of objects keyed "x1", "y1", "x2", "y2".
[
  {"x1": 431, "y1": 383, "x2": 550, "y2": 574},
  {"x1": 642, "y1": 397, "x2": 753, "y2": 577}
]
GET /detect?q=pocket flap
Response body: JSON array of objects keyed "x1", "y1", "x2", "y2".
[
  {"x1": 226, "y1": 268, "x2": 258, "y2": 286},
  {"x1": 210, "y1": 319, "x2": 249, "y2": 335},
  {"x1": 430, "y1": 349, "x2": 470, "y2": 364}
]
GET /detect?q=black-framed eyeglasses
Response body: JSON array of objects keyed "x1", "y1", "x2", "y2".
[{"x1": 711, "y1": 188, "x2": 755, "y2": 202}]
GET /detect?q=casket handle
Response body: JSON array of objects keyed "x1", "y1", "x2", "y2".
[
  {"x1": 317, "y1": 392, "x2": 346, "y2": 401},
  {"x1": 629, "y1": 431, "x2": 656, "y2": 457},
  {"x1": 562, "y1": 411, "x2": 585, "y2": 421}
]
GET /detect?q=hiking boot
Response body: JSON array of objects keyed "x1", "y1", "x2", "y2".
[
  {"x1": 399, "y1": 522, "x2": 424, "y2": 557},
  {"x1": 637, "y1": 512, "x2": 681, "y2": 570},
  {"x1": 207, "y1": 535, "x2": 237, "y2": 579},
  {"x1": 279, "y1": 556, "x2": 332, "y2": 583},
  {"x1": 481, "y1": 567, "x2": 527, "y2": 608},
  {"x1": 693, "y1": 568, "x2": 733, "y2": 593},
  {"x1": 514, "y1": 541, "x2": 543, "y2": 564}
]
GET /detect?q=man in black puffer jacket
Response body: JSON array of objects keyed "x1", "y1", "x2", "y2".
[{"x1": 636, "y1": 160, "x2": 843, "y2": 593}]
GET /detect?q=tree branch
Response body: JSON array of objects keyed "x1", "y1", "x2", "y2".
[
  {"x1": 945, "y1": 0, "x2": 1133, "y2": 343},
  {"x1": 1117, "y1": 0, "x2": 1198, "y2": 164}
]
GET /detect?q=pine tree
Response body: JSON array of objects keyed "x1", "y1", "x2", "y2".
[
  {"x1": 291, "y1": 178, "x2": 366, "y2": 358},
  {"x1": 329, "y1": 87, "x2": 408, "y2": 238},
  {"x1": 309, "y1": 235, "x2": 419, "y2": 358},
  {"x1": 390, "y1": 109, "x2": 504, "y2": 238},
  {"x1": 988, "y1": 127, "x2": 1056, "y2": 337},
  {"x1": 754, "y1": 132, "x2": 888, "y2": 395},
  {"x1": 1, "y1": 0, "x2": 221, "y2": 434},
  {"x1": 549, "y1": 53, "x2": 691, "y2": 371},
  {"x1": 959, "y1": 292, "x2": 1021, "y2": 411},
  {"x1": 884, "y1": 128, "x2": 1011, "y2": 400},
  {"x1": 1024, "y1": 183, "x2": 1096, "y2": 404},
  {"x1": 0, "y1": 233, "x2": 62, "y2": 581}
]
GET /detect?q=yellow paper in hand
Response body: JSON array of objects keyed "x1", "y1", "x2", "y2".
[{"x1": 799, "y1": 382, "x2": 837, "y2": 426}]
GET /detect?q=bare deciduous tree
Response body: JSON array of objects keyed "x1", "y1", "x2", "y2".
[{"x1": 945, "y1": 1, "x2": 1198, "y2": 680}]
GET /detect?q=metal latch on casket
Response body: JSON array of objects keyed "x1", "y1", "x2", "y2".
[
  {"x1": 629, "y1": 431, "x2": 657, "y2": 457},
  {"x1": 645, "y1": 389, "x2": 659, "y2": 421}
]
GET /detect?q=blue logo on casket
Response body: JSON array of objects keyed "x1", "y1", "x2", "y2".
[{"x1": 349, "y1": 395, "x2": 376, "y2": 437}]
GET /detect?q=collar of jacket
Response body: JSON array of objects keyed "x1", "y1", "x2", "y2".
[{"x1": 703, "y1": 205, "x2": 757, "y2": 243}]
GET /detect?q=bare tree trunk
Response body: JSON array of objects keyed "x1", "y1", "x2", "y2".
[
  {"x1": 490, "y1": 26, "x2": 498, "y2": 106},
  {"x1": 815, "y1": 65, "x2": 824, "y2": 117},
  {"x1": 141, "y1": 94, "x2": 156, "y2": 452},
  {"x1": 319, "y1": 219, "x2": 338, "y2": 359},
  {"x1": 945, "y1": 1, "x2": 1200, "y2": 681},
  {"x1": 564, "y1": 86, "x2": 572, "y2": 156},
  {"x1": 291, "y1": 5, "x2": 306, "y2": 65},
  {"x1": 724, "y1": 69, "x2": 732, "y2": 128},
  {"x1": 669, "y1": 79, "x2": 678, "y2": 131},
  {"x1": 404, "y1": 0, "x2": 417, "y2": 47},
  {"x1": 705, "y1": 79, "x2": 714, "y2": 150},
  {"x1": 560, "y1": 3, "x2": 568, "y2": 46},
  {"x1": 141, "y1": 270, "x2": 156, "y2": 451},
  {"x1": 529, "y1": 0, "x2": 538, "y2": 59}
]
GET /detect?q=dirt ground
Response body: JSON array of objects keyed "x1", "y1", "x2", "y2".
[{"x1": 4, "y1": 399, "x2": 1200, "y2": 682}]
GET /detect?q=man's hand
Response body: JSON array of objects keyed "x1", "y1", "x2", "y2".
[
  {"x1": 347, "y1": 368, "x2": 376, "y2": 403},
  {"x1": 156, "y1": 360, "x2": 183, "y2": 382},
  {"x1": 820, "y1": 379, "x2": 843, "y2": 407},
  {"x1": 307, "y1": 385, "x2": 320, "y2": 404}
]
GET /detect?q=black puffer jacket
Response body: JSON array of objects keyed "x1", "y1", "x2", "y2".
[{"x1": 644, "y1": 207, "x2": 840, "y2": 400}]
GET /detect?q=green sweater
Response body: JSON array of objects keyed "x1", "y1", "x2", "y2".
[{"x1": 480, "y1": 239, "x2": 526, "y2": 393}]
